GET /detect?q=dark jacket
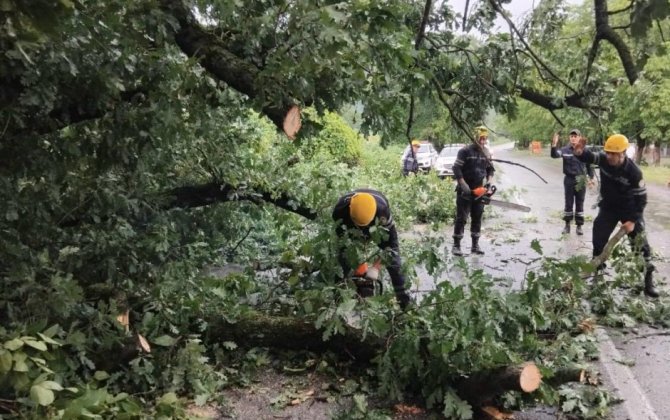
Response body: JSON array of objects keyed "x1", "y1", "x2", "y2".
[
  {"x1": 575, "y1": 150, "x2": 647, "y2": 221},
  {"x1": 332, "y1": 189, "x2": 394, "y2": 236},
  {"x1": 452, "y1": 144, "x2": 495, "y2": 188},
  {"x1": 551, "y1": 145, "x2": 594, "y2": 178},
  {"x1": 401, "y1": 149, "x2": 419, "y2": 175}
]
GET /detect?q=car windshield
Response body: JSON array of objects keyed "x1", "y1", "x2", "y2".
[
  {"x1": 439, "y1": 147, "x2": 459, "y2": 157},
  {"x1": 417, "y1": 144, "x2": 432, "y2": 153}
]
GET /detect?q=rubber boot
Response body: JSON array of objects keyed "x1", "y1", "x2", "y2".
[
  {"x1": 644, "y1": 267, "x2": 659, "y2": 298},
  {"x1": 576, "y1": 225, "x2": 583, "y2": 236},
  {"x1": 562, "y1": 222, "x2": 570, "y2": 235},
  {"x1": 452, "y1": 238, "x2": 463, "y2": 256},
  {"x1": 471, "y1": 237, "x2": 485, "y2": 255}
]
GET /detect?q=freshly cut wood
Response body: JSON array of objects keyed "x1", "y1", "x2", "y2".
[
  {"x1": 590, "y1": 226, "x2": 627, "y2": 271},
  {"x1": 456, "y1": 362, "x2": 542, "y2": 405},
  {"x1": 283, "y1": 105, "x2": 301, "y2": 139}
]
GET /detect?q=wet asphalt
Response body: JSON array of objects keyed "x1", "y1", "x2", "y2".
[{"x1": 407, "y1": 143, "x2": 670, "y2": 419}]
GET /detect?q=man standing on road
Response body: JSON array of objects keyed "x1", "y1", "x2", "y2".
[
  {"x1": 573, "y1": 134, "x2": 658, "y2": 297},
  {"x1": 551, "y1": 129, "x2": 595, "y2": 235},
  {"x1": 332, "y1": 189, "x2": 412, "y2": 309},
  {"x1": 452, "y1": 127, "x2": 495, "y2": 256},
  {"x1": 401, "y1": 140, "x2": 420, "y2": 176}
]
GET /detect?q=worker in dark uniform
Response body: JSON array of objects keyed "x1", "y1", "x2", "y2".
[
  {"x1": 401, "y1": 140, "x2": 420, "y2": 176},
  {"x1": 332, "y1": 189, "x2": 411, "y2": 308},
  {"x1": 551, "y1": 129, "x2": 595, "y2": 235},
  {"x1": 452, "y1": 127, "x2": 495, "y2": 256},
  {"x1": 574, "y1": 134, "x2": 658, "y2": 297}
]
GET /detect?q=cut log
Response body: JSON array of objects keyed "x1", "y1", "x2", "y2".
[
  {"x1": 456, "y1": 362, "x2": 542, "y2": 405},
  {"x1": 205, "y1": 312, "x2": 382, "y2": 361},
  {"x1": 283, "y1": 105, "x2": 301, "y2": 140}
]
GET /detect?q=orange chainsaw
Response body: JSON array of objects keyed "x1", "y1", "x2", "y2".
[{"x1": 471, "y1": 185, "x2": 530, "y2": 212}]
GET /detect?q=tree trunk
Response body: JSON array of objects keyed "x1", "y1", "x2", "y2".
[{"x1": 456, "y1": 363, "x2": 542, "y2": 406}]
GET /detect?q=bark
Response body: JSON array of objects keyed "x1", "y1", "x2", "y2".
[
  {"x1": 163, "y1": 0, "x2": 300, "y2": 137},
  {"x1": 591, "y1": 227, "x2": 627, "y2": 270},
  {"x1": 205, "y1": 312, "x2": 382, "y2": 362},
  {"x1": 166, "y1": 181, "x2": 317, "y2": 220},
  {"x1": 456, "y1": 362, "x2": 542, "y2": 406}
]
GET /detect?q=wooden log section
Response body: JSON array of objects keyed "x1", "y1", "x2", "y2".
[{"x1": 456, "y1": 362, "x2": 542, "y2": 406}]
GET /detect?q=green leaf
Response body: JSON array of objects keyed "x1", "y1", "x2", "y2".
[
  {"x1": 5, "y1": 208, "x2": 18, "y2": 221},
  {"x1": 13, "y1": 352, "x2": 29, "y2": 372},
  {"x1": 158, "y1": 392, "x2": 179, "y2": 406},
  {"x1": 0, "y1": 350, "x2": 13, "y2": 372},
  {"x1": 37, "y1": 333, "x2": 61, "y2": 346},
  {"x1": 39, "y1": 380, "x2": 64, "y2": 391},
  {"x1": 222, "y1": 341, "x2": 237, "y2": 350},
  {"x1": 94, "y1": 370, "x2": 110, "y2": 381},
  {"x1": 530, "y1": 239, "x2": 543, "y2": 255},
  {"x1": 23, "y1": 339, "x2": 48, "y2": 351},
  {"x1": 353, "y1": 394, "x2": 367, "y2": 413},
  {"x1": 4, "y1": 338, "x2": 24, "y2": 351},
  {"x1": 30, "y1": 384, "x2": 55, "y2": 406},
  {"x1": 152, "y1": 335, "x2": 177, "y2": 346}
]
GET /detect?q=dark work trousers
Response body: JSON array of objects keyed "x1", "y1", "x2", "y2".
[
  {"x1": 592, "y1": 209, "x2": 653, "y2": 270},
  {"x1": 337, "y1": 228, "x2": 406, "y2": 293},
  {"x1": 453, "y1": 194, "x2": 485, "y2": 241},
  {"x1": 563, "y1": 175, "x2": 586, "y2": 225}
]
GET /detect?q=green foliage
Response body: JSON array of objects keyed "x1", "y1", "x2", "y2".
[{"x1": 300, "y1": 109, "x2": 364, "y2": 166}]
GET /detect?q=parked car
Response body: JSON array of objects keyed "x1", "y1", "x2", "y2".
[
  {"x1": 435, "y1": 144, "x2": 465, "y2": 179},
  {"x1": 400, "y1": 141, "x2": 439, "y2": 172}
]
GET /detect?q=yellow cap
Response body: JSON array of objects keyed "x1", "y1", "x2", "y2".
[
  {"x1": 349, "y1": 193, "x2": 376, "y2": 227},
  {"x1": 604, "y1": 134, "x2": 629, "y2": 153},
  {"x1": 411, "y1": 139, "x2": 421, "y2": 146},
  {"x1": 476, "y1": 126, "x2": 488, "y2": 137}
]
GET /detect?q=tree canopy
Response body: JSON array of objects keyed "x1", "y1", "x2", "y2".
[{"x1": 2, "y1": 0, "x2": 670, "y2": 417}]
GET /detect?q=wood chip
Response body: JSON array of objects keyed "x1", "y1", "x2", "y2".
[
  {"x1": 137, "y1": 334, "x2": 151, "y2": 353},
  {"x1": 393, "y1": 404, "x2": 424, "y2": 415},
  {"x1": 481, "y1": 406, "x2": 515, "y2": 419}
]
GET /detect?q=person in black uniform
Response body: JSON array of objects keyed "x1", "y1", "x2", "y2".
[
  {"x1": 452, "y1": 127, "x2": 495, "y2": 256},
  {"x1": 551, "y1": 129, "x2": 595, "y2": 235},
  {"x1": 573, "y1": 134, "x2": 658, "y2": 297},
  {"x1": 332, "y1": 189, "x2": 411, "y2": 308}
]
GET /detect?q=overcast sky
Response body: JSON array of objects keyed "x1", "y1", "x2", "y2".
[{"x1": 446, "y1": 0, "x2": 583, "y2": 31}]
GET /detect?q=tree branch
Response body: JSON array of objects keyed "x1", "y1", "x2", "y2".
[
  {"x1": 162, "y1": 0, "x2": 300, "y2": 137},
  {"x1": 167, "y1": 182, "x2": 317, "y2": 220},
  {"x1": 607, "y1": 1, "x2": 634, "y2": 15}
]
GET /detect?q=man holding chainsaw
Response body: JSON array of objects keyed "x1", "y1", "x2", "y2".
[
  {"x1": 551, "y1": 129, "x2": 595, "y2": 235},
  {"x1": 573, "y1": 134, "x2": 658, "y2": 297},
  {"x1": 332, "y1": 189, "x2": 411, "y2": 309},
  {"x1": 452, "y1": 127, "x2": 495, "y2": 256}
]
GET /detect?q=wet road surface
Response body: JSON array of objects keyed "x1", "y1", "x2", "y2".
[{"x1": 407, "y1": 144, "x2": 670, "y2": 419}]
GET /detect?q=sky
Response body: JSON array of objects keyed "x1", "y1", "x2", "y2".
[{"x1": 446, "y1": 0, "x2": 583, "y2": 31}]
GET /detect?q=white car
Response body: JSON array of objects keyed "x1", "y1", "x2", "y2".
[
  {"x1": 435, "y1": 144, "x2": 465, "y2": 179},
  {"x1": 400, "y1": 142, "x2": 439, "y2": 172}
]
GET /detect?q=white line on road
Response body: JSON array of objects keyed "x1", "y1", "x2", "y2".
[{"x1": 596, "y1": 328, "x2": 660, "y2": 420}]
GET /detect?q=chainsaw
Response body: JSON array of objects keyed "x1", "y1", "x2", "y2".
[{"x1": 471, "y1": 185, "x2": 531, "y2": 212}]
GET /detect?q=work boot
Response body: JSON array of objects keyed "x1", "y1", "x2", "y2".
[
  {"x1": 576, "y1": 225, "x2": 583, "y2": 236},
  {"x1": 644, "y1": 268, "x2": 659, "y2": 298},
  {"x1": 562, "y1": 222, "x2": 570, "y2": 235},
  {"x1": 471, "y1": 238, "x2": 485, "y2": 255},
  {"x1": 452, "y1": 238, "x2": 463, "y2": 256}
]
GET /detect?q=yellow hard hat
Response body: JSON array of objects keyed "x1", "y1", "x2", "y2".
[
  {"x1": 349, "y1": 193, "x2": 376, "y2": 227},
  {"x1": 604, "y1": 134, "x2": 629, "y2": 153},
  {"x1": 411, "y1": 139, "x2": 421, "y2": 146},
  {"x1": 476, "y1": 126, "x2": 488, "y2": 137}
]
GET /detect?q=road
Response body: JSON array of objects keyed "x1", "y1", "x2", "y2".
[{"x1": 410, "y1": 143, "x2": 670, "y2": 419}]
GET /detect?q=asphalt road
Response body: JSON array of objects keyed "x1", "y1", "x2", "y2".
[{"x1": 409, "y1": 143, "x2": 670, "y2": 419}]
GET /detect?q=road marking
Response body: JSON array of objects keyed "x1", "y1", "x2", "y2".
[{"x1": 596, "y1": 328, "x2": 660, "y2": 420}]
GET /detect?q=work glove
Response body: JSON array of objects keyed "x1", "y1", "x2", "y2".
[
  {"x1": 395, "y1": 290, "x2": 411, "y2": 311},
  {"x1": 459, "y1": 183, "x2": 471, "y2": 197}
]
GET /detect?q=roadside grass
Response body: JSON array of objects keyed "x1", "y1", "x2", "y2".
[{"x1": 640, "y1": 165, "x2": 670, "y2": 187}]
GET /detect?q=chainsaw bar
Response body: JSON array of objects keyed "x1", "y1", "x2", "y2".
[{"x1": 485, "y1": 198, "x2": 531, "y2": 212}]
